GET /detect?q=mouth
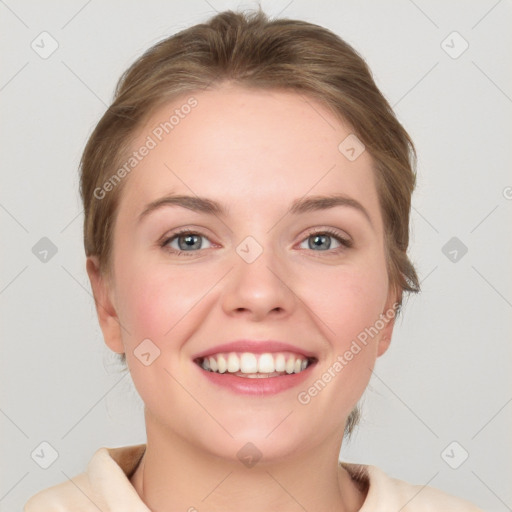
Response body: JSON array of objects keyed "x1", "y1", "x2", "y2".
[
  {"x1": 192, "y1": 340, "x2": 318, "y2": 395},
  {"x1": 194, "y1": 351, "x2": 317, "y2": 379}
]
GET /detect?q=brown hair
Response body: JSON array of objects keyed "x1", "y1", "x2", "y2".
[{"x1": 80, "y1": 8, "x2": 420, "y2": 435}]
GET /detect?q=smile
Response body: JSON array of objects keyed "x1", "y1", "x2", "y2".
[
  {"x1": 195, "y1": 351, "x2": 315, "y2": 378},
  {"x1": 192, "y1": 340, "x2": 318, "y2": 395}
]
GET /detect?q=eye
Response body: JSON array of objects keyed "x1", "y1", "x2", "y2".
[
  {"x1": 161, "y1": 229, "x2": 213, "y2": 255},
  {"x1": 160, "y1": 227, "x2": 352, "y2": 257},
  {"x1": 298, "y1": 228, "x2": 352, "y2": 253}
]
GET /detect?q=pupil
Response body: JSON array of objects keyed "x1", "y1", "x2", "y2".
[
  {"x1": 311, "y1": 234, "x2": 330, "y2": 250},
  {"x1": 180, "y1": 234, "x2": 200, "y2": 250}
]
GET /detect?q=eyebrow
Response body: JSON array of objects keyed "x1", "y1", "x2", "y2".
[{"x1": 137, "y1": 193, "x2": 372, "y2": 226}]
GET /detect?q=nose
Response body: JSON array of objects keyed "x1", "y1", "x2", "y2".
[{"x1": 221, "y1": 245, "x2": 297, "y2": 321}]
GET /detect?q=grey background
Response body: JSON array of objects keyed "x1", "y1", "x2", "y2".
[{"x1": 1, "y1": 0, "x2": 511, "y2": 510}]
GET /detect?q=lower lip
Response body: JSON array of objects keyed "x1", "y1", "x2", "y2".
[{"x1": 195, "y1": 363, "x2": 316, "y2": 396}]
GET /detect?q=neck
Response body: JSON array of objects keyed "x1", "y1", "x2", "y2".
[{"x1": 130, "y1": 413, "x2": 365, "y2": 512}]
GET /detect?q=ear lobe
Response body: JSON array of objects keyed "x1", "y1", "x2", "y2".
[
  {"x1": 86, "y1": 256, "x2": 124, "y2": 354},
  {"x1": 376, "y1": 291, "x2": 401, "y2": 358},
  {"x1": 376, "y1": 329, "x2": 393, "y2": 357}
]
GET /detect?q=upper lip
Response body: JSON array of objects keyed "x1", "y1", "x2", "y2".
[{"x1": 192, "y1": 340, "x2": 317, "y2": 360}]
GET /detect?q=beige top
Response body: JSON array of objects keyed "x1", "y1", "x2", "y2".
[{"x1": 24, "y1": 444, "x2": 483, "y2": 511}]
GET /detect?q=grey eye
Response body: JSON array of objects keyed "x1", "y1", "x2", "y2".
[
  {"x1": 167, "y1": 233, "x2": 212, "y2": 251},
  {"x1": 299, "y1": 233, "x2": 342, "y2": 251}
]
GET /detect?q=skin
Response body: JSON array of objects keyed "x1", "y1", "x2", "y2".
[{"x1": 87, "y1": 84, "x2": 398, "y2": 511}]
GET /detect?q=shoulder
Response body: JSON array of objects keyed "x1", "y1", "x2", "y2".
[
  {"x1": 341, "y1": 462, "x2": 484, "y2": 511},
  {"x1": 23, "y1": 472, "x2": 97, "y2": 512},
  {"x1": 23, "y1": 445, "x2": 147, "y2": 512}
]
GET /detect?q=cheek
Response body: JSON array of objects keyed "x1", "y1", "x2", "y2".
[
  {"x1": 113, "y1": 262, "x2": 212, "y2": 406},
  {"x1": 299, "y1": 258, "x2": 390, "y2": 347},
  {"x1": 294, "y1": 258, "x2": 390, "y2": 415},
  {"x1": 116, "y1": 264, "x2": 207, "y2": 343},
  {"x1": 115, "y1": 243, "x2": 390, "y2": 352}
]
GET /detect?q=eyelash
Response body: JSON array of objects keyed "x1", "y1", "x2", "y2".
[{"x1": 160, "y1": 227, "x2": 353, "y2": 257}]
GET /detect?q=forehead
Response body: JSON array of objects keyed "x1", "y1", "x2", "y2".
[{"x1": 118, "y1": 85, "x2": 380, "y2": 222}]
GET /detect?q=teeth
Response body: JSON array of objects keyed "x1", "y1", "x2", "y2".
[
  {"x1": 258, "y1": 353, "x2": 275, "y2": 373},
  {"x1": 217, "y1": 354, "x2": 227, "y2": 373},
  {"x1": 227, "y1": 353, "x2": 240, "y2": 372},
  {"x1": 209, "y1": 357, "x2": 218, "y2": 372},
  {"x1": 275, "y1": 354, "x2": 286, "y2": 372},
  {"x1": 199, "y1": 352, "x2": 311, "y2": 376},
  {"x1": 240, "y1": 353, "x2": 258, "y2": 373}
]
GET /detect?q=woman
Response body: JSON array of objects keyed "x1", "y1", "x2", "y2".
[{"x1": 24, "y1": 8, "x2": 482, "y2": 511}]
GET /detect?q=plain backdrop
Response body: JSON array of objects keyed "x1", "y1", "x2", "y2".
[{"x1": 1, "y1": 1, "x2": 511, "y2": 510}]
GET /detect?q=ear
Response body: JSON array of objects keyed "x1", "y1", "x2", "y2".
[
  {"x1": 86, "y1": 256, "x2": 124, "y2": 354},
  {"x1": 376, "y1": 288, "x2": 401, "y2": 357}
]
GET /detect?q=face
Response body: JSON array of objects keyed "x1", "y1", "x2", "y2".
[{"x1": 88, "y1": 84, "x2": 397, "y2": 462}]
